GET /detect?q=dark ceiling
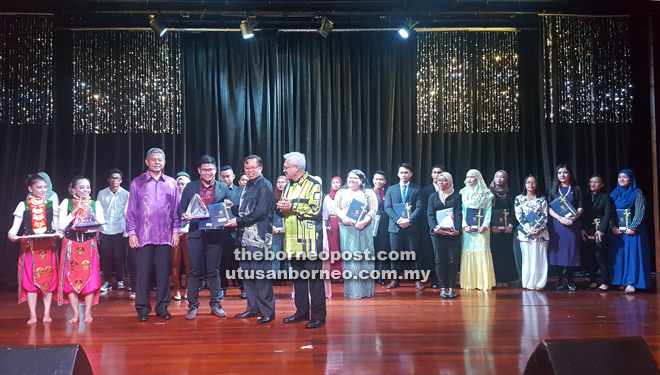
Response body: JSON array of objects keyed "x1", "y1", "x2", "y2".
[{"x1": 1, "y1": 0, "x2": 655, "y2": 30}]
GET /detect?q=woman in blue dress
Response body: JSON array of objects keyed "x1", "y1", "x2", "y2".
[
  {"x1": 547, "y1": 164, "x2": 584, "y2": 291},
  {"x1": 608, "y1": 169, "x2": 651, "y2": 293}
]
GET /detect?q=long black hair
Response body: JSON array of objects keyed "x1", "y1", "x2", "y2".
[{"x1": 548, "y1": 163, "x2": 577, "y2": 199}]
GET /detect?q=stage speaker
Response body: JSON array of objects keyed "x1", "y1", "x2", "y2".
[
  {"x1": 524, "y1": 336, "x2": 660, "y2": 375},
  {"x1": 0, "y1": 344, "x2": 93, "y2": 375}
]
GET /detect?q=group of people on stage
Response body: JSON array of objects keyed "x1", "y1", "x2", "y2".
[{"x1": 7, "y1": 148, "x2": 652, "y2": 326}]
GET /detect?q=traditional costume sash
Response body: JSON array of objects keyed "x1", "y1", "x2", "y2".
[
  {"x1": 63, "y1": 238, "x2": 94, "y2": 294},
  {"x1": 28, "y1": 239, "x2": 56, "y2": 293}
]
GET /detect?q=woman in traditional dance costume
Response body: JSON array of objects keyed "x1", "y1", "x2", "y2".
[
  {"x1": 57, "y1": 176, "x2": 104, "y2": 323},
  {"x1": 7, "y1": 174, "x2": 62, "y2": 324}
]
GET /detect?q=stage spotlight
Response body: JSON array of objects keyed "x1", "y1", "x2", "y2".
[
  {"x1": 149, "y1": 15, "x2": 167, "y2": 37},
  {"x1": 240, "y1": 20, "x2": 255, "y2": 39},
  {"x1": 398, "y1": 20, "x2": 419, "y2": 39},
  {"x1": 317, "y1": 16, "x2": 334, "y2": 38}
]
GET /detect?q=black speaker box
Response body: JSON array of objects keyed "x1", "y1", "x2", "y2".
[
  {"x1": 0, "y1": 344, "x2": 93, "y2": 375},
  {"x1": 524, "y1": 336, "x2": 660, "y2": 375}
]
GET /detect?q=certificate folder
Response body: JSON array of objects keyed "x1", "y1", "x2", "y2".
[
  {"x1": 616, "y1": 209, "x2": 631, "y2": 231},
  {"x1": 346, "y1": 199, "x2": 369, "y2": 224},
  {"x1": 465, "y1": 208, "x2": 483, "y2": 231},
  {"x1": 549, "y1": 196, "x2": 577, "y2": 218},
  {"x1": 586, "y1": 218, "x2": 602, "y2": 243},
  {"x1": 273, "y1": 214, "x2": 284, "y2": 230},
  {"x1": 491, "y1": 209, "x2": 511, "y2": 230},
  {"x1": 208, "y1": 202, "x2": 235, "y2": 228},
  {"x1": 517, "y1": 211, "x2": 543, "y2": 239},
  {"x1": 372, "y1": 214, "x2": 380, "y2": 237},
  {"x1": 435, "y1": 208, "x2": 455, "y2": 230},
  {"x1": 393, "y1": 203, "x2": 411, "y2": 220}
]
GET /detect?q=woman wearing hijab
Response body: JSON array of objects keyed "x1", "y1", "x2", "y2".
[
  {"x1": 459, "y1": 169, "x2": 496, "y2": 290},
  {"x1": 608, "y1": 169, "x2": 651, "y2": 294},
  {"x1": 488, "y1": 170, "x2": 519, "y2": 287},
  {"x1": 272, "y1": 176, "x2": 288, "y2": 286},
  {"x1": 334, "y1": 170, "x2": 378, "y2": 299},
  {"x1": 514, "y1": 175, "x2": 549, "y2": 290},
  {"x1": 427, "y1": 172, "x2": 462, "y2": 298},
  {"x1": 547, "y1": 164, "x2": 584, "y2": 291},
  {"x1": 322, "y1": 176, "x2": 343, "y2": 283}
]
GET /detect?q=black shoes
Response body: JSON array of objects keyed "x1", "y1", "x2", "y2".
[
  {"x1": 283, "y1": 313, "x2": 309, "y2": 323},
  {"x1": 377, "y1": 279, "x2": 386, "y2": 286},
  {"x1": 235, "y1": 311, "x2": 262, "y2": 319},
  {"x1": 387, "y1": 280, "x2": 399, "y2": 289},
  {"x1": 567, "y1": 282, "x2": 577, "y2": 291},
  {"x1": 137, "y1": 313, "x2": 149, "y2": 322},
  {"x1": 305, "y1": 320, "x2": 325, "y2": 329},
  {"x1": 257, "y1": 313, "x2": 275, "y2": 325},
  {"x1": 158, "y1": 311, "x2": 171, "y2": 320}
]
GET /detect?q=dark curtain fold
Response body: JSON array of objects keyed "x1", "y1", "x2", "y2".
[{"x1": 183, "y1": 31, "x2": 277, "y2": 176}]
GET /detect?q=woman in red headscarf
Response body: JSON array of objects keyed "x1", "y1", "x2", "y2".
[{"x1": 323, "y1": 177, "x2": 343, "y2": 283}]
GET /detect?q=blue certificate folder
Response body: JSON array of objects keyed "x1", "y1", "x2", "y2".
[
  {"x1": 346, "y1": 199, "x2": 369, "y2": 224},
  {"x1": 435, "y1": 208, "x2": 455, "y2": 230},
  {"x1": 208, "y1": 202, "x2": 235, "y2": 228},
  {"x1": 465, "y1": 208, "x2": 484, "y2": 230},
  {"x1": 616, "y1": 209, "x2": 631, "y2": 231},
  {"x1": 517, "y1": 211, "x2": 543, "y2": 238},
  {"x1": 273, "y1": 214, "x2": 284, "y2": 230},
  {"x1": 198, "y1": 219, "x2": 215, "y2": 230},
  {"x1": 393, "y1": 203, "x2": 411, "y2": 220},
  {"x1": 549, "y1": 196, "x2": 577, "y2": 218},
  {"x1": 491, "y1": 209, "x2": 511, "y2": 230},
  {"x1": 372, "y1": 214, "x2": 381, "y2": 237}
]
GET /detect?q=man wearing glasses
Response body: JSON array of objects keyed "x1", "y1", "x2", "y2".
[
  {"x1": 97, "y1": 169, "x2": 130, "y2": 292},
  {"x1": 178, "y1": 155, "x2": 231, "y2": 320},
  {"x1": 277, "y1": 152, "x2": 326, "y2": 329}
]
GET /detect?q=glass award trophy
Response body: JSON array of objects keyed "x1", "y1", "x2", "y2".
[{"x1": 186, "y1": 194, "x2": 210, "y2": 219}]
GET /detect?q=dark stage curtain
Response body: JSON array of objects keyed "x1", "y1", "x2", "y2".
[{"x1": 0, "y1": 28, "x2": 652, "y2": 286}]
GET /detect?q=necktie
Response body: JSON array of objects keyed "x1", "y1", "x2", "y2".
[{"x1": 402, "y1": 185, "x2": 407, "y2": 201}]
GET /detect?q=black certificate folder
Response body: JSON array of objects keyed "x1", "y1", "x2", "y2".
[
  {"x1": 465, "y1": 208, "x2": 484, "y2": 231},
  {"x1": 491, "y1": 209, "x2": 511, "y2": 230},
  {"x1": 208, "y1": 202, "x2": 235, "y2": 228}
]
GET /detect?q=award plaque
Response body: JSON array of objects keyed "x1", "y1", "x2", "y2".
[
  {"x1": 435, "y1": 208, "x2": 455, "y2": 230},
  {"x1": 185, "y1": 194, "x2": 209, "y2": 219}
]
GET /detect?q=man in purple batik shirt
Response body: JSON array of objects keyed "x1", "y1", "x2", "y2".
[{"x1": 126, "y1": 147, "x2": 181, "y2": 322}]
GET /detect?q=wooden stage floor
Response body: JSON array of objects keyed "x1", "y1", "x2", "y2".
[{"x1": 0, "y1": 278, "x2": 658, "y2": 375}]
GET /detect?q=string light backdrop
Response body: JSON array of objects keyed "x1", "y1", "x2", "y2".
[
  {"x1": 541, "y1": 15, "x2": 633, "y2": 125},
  {"x1": 417, "y1": 31, "x2": 519, "y2": 133},
  {"x1": 0, "y1": 15, "x2": 53, "y2": 127},
  {"x1": 72, "y1": 31, "x2": 182, "y2": 134}
]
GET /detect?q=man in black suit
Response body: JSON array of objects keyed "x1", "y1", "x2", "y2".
[
  {"x1": 384, "y1": 163, "x2": 425, "y2": 291},
  {"x1": 418, "y1": 165, "x2": 445, "y2": 288},
  {"x1": 372, "y1": 171, "x2": 391, "y2": 286},
  {"x1": 178, "y1": 155, "x2": 231, "y2": 320},
  {"x1": 219, "y1": 165, "x2": 245, "y2": 299}
]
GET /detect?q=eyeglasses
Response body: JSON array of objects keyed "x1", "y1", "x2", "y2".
[
  {"x1": 109, "y1": 177, "x2": 122, "y2": 181},
  {"x1": 283, "y1": 165, "x2": 297, "y2": 171},
  {"x1": 200, "y1": 168, "x2": 216, "y2": 173}
]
